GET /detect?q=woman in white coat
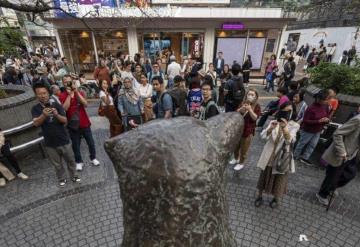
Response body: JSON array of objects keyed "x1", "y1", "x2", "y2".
[{"x1": 255, "y1": 102, "x2": 299, "y2": 208}]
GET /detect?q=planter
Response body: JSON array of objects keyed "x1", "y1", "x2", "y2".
[
  {"x1": 304, "y1": 85, "x2": 360, "y2": 124},
  {"x1": 0, "y1": 85, "x2": 41, "y2": 151}
]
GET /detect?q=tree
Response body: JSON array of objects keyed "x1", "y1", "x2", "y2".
[{"x1": 0, "y1": 18, "x2": 25, "y2": 57}]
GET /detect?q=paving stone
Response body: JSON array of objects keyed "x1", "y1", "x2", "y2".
[{"x1": 1, "y1": 96, "x2": 360, "y2": 246}]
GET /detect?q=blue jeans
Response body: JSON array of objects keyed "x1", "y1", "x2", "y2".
[
  {"x1": 68, "y1": 127, "x2": 96, "y2": 163},
  {"x1": 294, "y1": 130, "x2": 321, "y2": 160},
  {"x1": 266, "y1": 79, "x2": 275, "y2": 92}
]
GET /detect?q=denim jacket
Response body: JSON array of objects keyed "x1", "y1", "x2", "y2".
[{"x1": 118, "y1": 95, "x2": 143, "y2": 116}]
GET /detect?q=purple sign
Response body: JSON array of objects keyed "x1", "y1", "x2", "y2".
[{"x1": 222, "y1": 23, "x2": 245, "y2": 30}]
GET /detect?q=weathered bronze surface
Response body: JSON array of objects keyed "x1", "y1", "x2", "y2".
[{"x1": 104, "y1": 113, "x2": 244, "y2": 247}]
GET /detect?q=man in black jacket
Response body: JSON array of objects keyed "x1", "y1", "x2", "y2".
[
  {"x1": 214, "y1": 51, "x2": 225, "y2": 76},
  {"x1": 347, "y1": 45, "x2": 357, "y2": 66},
  {"x1": 224, "y1": 63, "x2": 245, "y2": 112}
]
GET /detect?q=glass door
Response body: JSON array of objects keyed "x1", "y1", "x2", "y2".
[{"x1": 143, "y1": 33, "x2": 161, "y2": 62}]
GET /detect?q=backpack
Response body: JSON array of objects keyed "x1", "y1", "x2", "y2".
[
  {"x1": 230, "y1": 77, "x2": 245, "y2": 104},
  {"x1": 148, "y1": 71, "x2": 164, "y2": 84},
  {"x1": 159, "y1": 92, "x2": 178, "y2": 117},
  {"x1": 199, "y1": 100, "x2": 219, "y2": 120}
]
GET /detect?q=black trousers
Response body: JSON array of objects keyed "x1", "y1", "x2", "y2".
[
  {"x1": 257, "y1": 100, "x2": 278, "y2": 128},
  {"x1": 319, "y1": 158, "x2": 358, "y2": 198},
  {"x1": 0, "y1": 154, "x2": 22, "y2": 176},
  {"x1": 243, "y1": 72, "x2": 250, "y2": 84}
]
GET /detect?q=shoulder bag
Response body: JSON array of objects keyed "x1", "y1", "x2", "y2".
[
  {"x1": 67, "y1": 95, "x2": 81, "y2": 131},
  {"x1": 272, "y1": 142, "x2": 294, "y2": 175}
]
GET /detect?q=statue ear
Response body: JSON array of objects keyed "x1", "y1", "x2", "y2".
[{"x1": 206, "y1": 113, "x2": 244, "y2": 153}]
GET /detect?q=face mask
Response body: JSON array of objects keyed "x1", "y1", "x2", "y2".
[{"x1": 247, "y1": 95, "x2": 256, "y2": 102}]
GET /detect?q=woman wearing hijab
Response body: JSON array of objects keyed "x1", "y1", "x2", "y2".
[
  {"x1": 118, "y1": 77, "x2": 144, "y2": 131},
  {"x1": 254, "y1": 101, "x2": 300, "y2": 208}
]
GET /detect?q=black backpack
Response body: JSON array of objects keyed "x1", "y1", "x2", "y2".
[{"x1": 230, "y1": 77, "x2": 245, "y2": 104}]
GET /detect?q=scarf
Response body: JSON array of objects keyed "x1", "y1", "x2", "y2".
[{"x1": 119, "y1": 87, "x2": 140, "y2": 105}]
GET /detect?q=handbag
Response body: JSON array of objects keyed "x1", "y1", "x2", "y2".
[
  {"x1": 98, "y1": 102, "x2": 106, "y2": 117},
  {"x1": 67, "y1": 111, "x2": 80, "y2": 130},
  {"x1": 67, "y1": 96, "x2": 81, "y2": 131},
  {"x1": 272, "y1": 142, "x2": 294, "y2": 175}
]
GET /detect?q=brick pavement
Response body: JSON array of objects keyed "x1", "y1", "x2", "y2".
[{"x1": 1, "y1": 85, "x2": 360, "y2": 247}]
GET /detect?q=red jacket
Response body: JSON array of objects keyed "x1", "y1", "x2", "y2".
[{"x1": 59, "y1": 91, "x2": 91, "y2": 129}]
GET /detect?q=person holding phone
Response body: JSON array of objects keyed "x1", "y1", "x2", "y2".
[
  {"x1": 255, "y1": 101, "x2": 299, "y2": 208},
  {"x1": 32, "y1": 82, "x2": 80, "y2": 187},
  {"x1": 59, "y1": 75, "x2": 100, "y2": 171},
  {"x1": 230, "y1": 89, "x2": 261, "y2": 171}
]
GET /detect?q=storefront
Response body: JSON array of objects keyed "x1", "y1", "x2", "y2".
[
  {"x1": 214, "y1": 27, "x2": 280, "y2": 71},
  {"x1": 47, "y1": 5, "x2": 292, "y2": 75},
  {"x1": 137, "y1": 31, "x2": 204, "y2": 62},
  {"x1": 58, "y1": 29, "x2": 128, "y2": 73}
]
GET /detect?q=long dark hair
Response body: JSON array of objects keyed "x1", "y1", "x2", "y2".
[
  {"x1": 99, "y1": 80, "x2": 110, "y2": 93},
  {"x1": 223, "y1": 64, "x2": 230, "y2": 73}
]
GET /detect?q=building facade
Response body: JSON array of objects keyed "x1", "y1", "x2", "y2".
[
  {"x1": 278, "y1": 0, "x2": 360, "y2": 63},
  {"x1": 46, "y1": 1, "x2": 293, "y2": 74}
]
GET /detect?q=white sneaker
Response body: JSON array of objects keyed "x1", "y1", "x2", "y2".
[
  {"x1": 59, "y1": 179, "x2": 67, "y2": 187},
  {"x1": 229, "y1": 159, "x2": 239, "y2": 165},
  {"x1": 234, "y1": 164, "x2": 244, "y2": 171},
  {"x1": 316, "y1": 193, "x2": 329, "y2": 206},
  {"x1": 76, "y1": 163, "x2": 84, "y2": 171},
  {"x1": 17, "y1": 172, "x2": 29, "y2": 180},
  {"x1": 0, "y1": 178, "x2": 6, "y2": 187},
  {"x1": 91, "y1": 159, "x2": 100, "y2": 166}
]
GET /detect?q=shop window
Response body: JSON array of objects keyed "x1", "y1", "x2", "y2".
[
  {"x1": 139, "y1": 32, "x2": 204, "y2": 65},
  {"x1": 59, "y1": 30, "x2": 95, "y2": 72},
  {"x1": 216, "y1": 30, "x2": 247, "y2": 38},
  {"x1": 216, "y1": 38, "x2": 247, "y2": 65},
  {"x1": 246, "y1": 38, "x2": 266, "y2": 69},
  {"x1": 94, "y1": 30, "x2": 128, "y2": 59},
  {"x1": 265, "y1": 39, "x2": 276, "y2": 53}
]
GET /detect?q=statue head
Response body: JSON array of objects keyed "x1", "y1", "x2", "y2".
[{"x1": 105, "y1": 113, "x2": 244, "y2": 247}]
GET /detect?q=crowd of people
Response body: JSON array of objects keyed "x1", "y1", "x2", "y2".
[{"x1": 0, "y1": 45, "x2": 358, "y2": 212}]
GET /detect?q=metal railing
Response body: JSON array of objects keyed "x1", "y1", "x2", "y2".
[
  {"x1": 3, "y1": 121, "x2": 45, "y2": 155},
  {"x1": 2, "y1": 121, "x2": 34, "y2": 136},
  {"x1": 10, "y1": 137, "x2": 44, "y2": 153}
]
